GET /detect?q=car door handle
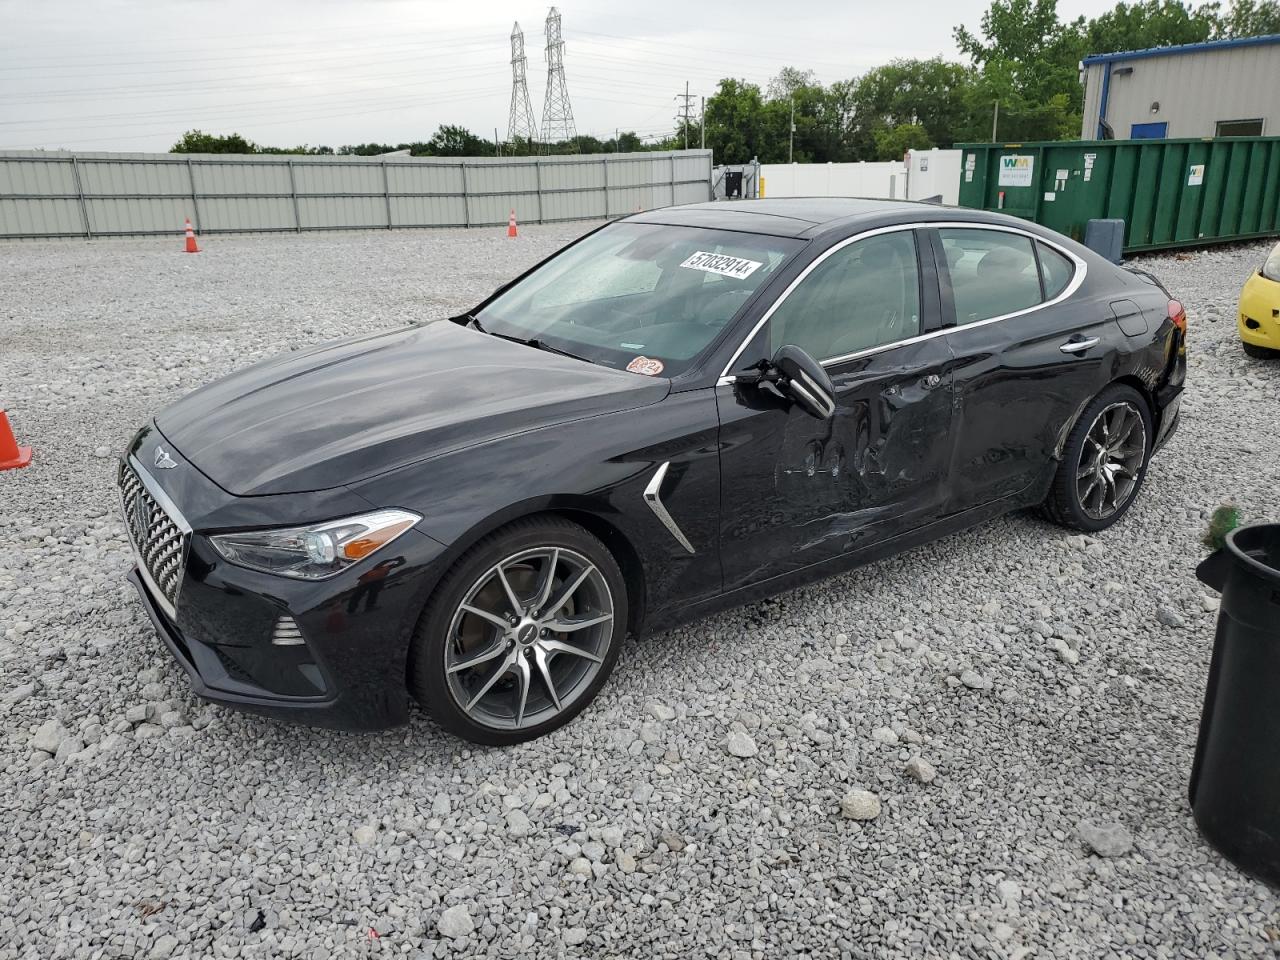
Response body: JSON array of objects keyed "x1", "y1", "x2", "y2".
[{"x1": 1060, "y1": 336, "x2": 1100, "y2": 354}]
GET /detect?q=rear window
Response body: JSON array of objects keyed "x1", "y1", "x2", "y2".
[
  {"x1": 940, "y1": 229, "x2": 1042, "y2": 324},
  {"x1": 1037, "y1": 242, "x2": 1075, "y2": 299}
]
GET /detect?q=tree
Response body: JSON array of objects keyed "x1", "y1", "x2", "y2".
[
  {"x1": 954, "y1": 0, "x2": 1086, "y2": 141},
  {"x1": 338, "y1": 143, "x2": 399, "y2": 156},
  {"x1": 873, "y1": 123, "x2": 934, "y2": 160},
  {"x1": 1213, "y1": 0, "x2": 1280, "y2": 35},
  {"x1": 426, "y1": 125, "x2": 493, "y2": 156},
  {"x1": 613, "y1": 131, "x2": 644, "y2": 152},
  {"x1": 848, "y1": 59, "x2": 980, "y2": 155},
  {"x1": 766, "y1": 66, "x2": 819, "y2": 100},
  {"x1": 703, "y1": 78, "x2": 769, "y2": 164},
  {"x1": 257, "y1": 144, "x2": 334, "y2": 155},
  {"x1": 170, "y1": 130, "x2": 256, "y2": 154},
  {"x1": 1081, "y1": 0, "x2": 1215, "y2": 53}
]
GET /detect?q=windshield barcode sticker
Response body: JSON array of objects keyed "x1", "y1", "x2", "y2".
[{"x1": 679, "y1": 251, "x2": 762, "y2": 280}]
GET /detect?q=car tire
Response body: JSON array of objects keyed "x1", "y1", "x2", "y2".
[
  {"x1": 1243, "y1": 341, "x2": 1279, "y2": 360},
  {"x1": 407, "y1": 515, "x2": 627, "y2": 745},
  {"x1": 1039, "y1": 383, "x2": 1153, "y2": 533}
]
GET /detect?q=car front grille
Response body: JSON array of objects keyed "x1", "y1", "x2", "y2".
[{"x1": 119, "y1": 459, "x2": 189, "y2": 612}]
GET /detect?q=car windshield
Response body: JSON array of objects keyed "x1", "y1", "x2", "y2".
[{"x1": 476, "y1": 221, "x2": 803, "y2": 377}]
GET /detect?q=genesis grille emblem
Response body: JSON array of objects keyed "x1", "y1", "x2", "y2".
[{"x1": 154, "y1": 446, "x2": 177, "y2": 469}]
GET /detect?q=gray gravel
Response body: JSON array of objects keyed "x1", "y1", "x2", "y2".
[{"x1": 2, "y1": 226, "x2": 1280, "y2": 958}]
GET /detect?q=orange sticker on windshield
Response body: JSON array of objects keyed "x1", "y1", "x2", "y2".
[{"x1": 626, "y1": 356, "x2": 665, "y2": 376}]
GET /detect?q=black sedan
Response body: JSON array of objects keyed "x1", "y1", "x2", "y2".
[{"x1": 119, "y1": 199, "x2": 1186, "y2": 743}]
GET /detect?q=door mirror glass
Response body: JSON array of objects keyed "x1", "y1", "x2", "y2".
[{"x1": 772, "y1": 344, "x2": 836, "y2": 420}]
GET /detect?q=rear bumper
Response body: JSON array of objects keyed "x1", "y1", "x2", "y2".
[
  {"x1": 129, "y1": 567, "x2": 409, "y2": 731},
  {"x1": 1153, "y1": 384, "x2": 1182, "y2": 452}
]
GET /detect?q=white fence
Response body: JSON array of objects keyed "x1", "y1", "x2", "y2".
[
  {"x1": 0, "y1": 149, "x2": 714, "y2": 240},
  {"x1": 759, "y1": 150, "x2": 962, "y2": 204}
]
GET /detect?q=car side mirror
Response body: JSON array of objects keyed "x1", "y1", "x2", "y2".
[{"x1": 736, "y1": 344, "x2": 835, "y2": 420}]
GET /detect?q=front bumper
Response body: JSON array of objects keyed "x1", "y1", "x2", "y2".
[
  {"x1": 129, "y1": 566, "x2": 403, "y2": 730},
  {"x1": 1239, "y1": 272, "x2": 1280, "y2": 350},
  {"x1": 120, "y1": 424, "x2": 451, "y2": 732}
]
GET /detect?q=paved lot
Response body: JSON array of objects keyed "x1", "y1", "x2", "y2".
[{"x1": 1, "y1": 225, "x2": 1279, "y2": 959}]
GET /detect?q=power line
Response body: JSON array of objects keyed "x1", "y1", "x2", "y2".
[{"x1": 0, "y1": 35, "x2": 503, "y2": 76}]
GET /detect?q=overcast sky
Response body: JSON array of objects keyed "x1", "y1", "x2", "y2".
[{"x1": 0, "y1": 0, "x2": 1118, "y2": 152}]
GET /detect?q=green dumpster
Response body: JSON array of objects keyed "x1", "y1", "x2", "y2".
[{"x1": 957, "y1": 136, "x2": 1280, "y2": 254}]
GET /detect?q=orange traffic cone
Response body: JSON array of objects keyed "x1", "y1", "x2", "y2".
[
  {"x1": 0, "y1": 409, "x2": 32, "y2": 471},
  {"x1": 183, "y1": 218, "x2": 200, "y2": 254},
  {"x1": 507, "y1": 209, "x2": 518, "y2": 238}
]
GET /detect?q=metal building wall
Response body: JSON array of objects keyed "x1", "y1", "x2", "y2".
[
  {"x1": 1081, "y1": 63, "x2": 1106, "y2": 139},
  {"x1": 1081, "y1": 41, "x2": 1280, "y2": 139},
  {"x1": 0, "y1": 149, "x2": 713, "y2": 240}
]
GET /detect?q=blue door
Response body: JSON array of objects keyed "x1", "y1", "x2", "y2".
[{"x1": 1130, "y1": 122, "x2": 1168, "y2": 139}]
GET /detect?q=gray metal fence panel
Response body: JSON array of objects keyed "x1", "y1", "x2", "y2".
[{"x1": 0, "y1": 149, "x2": 713, "y2": 239}]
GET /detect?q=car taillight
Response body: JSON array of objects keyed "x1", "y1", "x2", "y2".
[{"x1": 1168, "y1": 299, "x2": 1187, "y2": 334}]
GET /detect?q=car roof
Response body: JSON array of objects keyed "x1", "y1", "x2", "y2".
[
  {"x1": 629, "y1": 197, "x2": 989, "y2": 239},
  {"x1": 625, "y1": 198, "x2": 1106, "y2": 261}
]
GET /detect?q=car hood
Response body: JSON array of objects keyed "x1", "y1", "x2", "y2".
[{"x1": 155, "y1": 321, "x2": 669, "y2": 496}]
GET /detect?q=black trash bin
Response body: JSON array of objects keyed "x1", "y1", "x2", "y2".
[{"x1": 1191, "y1": 523, "x2": 1280, "y2": 887}]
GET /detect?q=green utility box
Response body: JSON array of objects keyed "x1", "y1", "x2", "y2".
[{"x1": 957, "y1": 136, "x2": 1280, "y2": 254}]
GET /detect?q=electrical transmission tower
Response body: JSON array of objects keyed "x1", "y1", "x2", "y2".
[
  {"x1": 674, "y1": 82, "x2": 695, "y2": 150},
  {"x1": 540, "y1": 7, "x2": 578, "y2": 151},
  {"x1": 506, "y1": 22, "x2": 538, "y2": 154}
]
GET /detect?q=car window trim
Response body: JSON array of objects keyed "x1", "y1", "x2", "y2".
[
  {"x1": 717, "y1": 221, "x2": 1088, "y2": 383},
  {"x1": 1030, "y1": 236, "x2": 1049, "y2": 301},
  {"x1": 921, "y1": 227, "x2": 953, "y2": 332}
]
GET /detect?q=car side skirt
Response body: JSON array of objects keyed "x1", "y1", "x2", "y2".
[{"x1": 640, "y1": 492, "x2": 1031, "y2": 638}]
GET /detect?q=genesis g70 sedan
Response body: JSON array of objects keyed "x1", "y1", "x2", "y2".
[{"x1": 118, "y1": 199, "x2": 1187, "y2": 743}]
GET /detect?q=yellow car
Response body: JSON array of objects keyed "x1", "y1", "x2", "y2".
[{"x1": 1240, "y1": 240, "x2": 1280, "y2": 358}]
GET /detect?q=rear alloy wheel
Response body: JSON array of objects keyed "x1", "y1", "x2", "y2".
[
  {"x1": 409, "y1": 517, "x2": 626, "y2": 744},
  {"x1": 1040, "y1": 384, "x2": 1152, "y2": 532}
]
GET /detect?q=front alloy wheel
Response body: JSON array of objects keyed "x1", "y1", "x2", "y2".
[{"x1": 409, "y1": 517, "x2": 626, "y2": 744}]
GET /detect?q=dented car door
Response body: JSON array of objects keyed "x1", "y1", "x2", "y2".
[{"x1": 715, "y1": 227, "x2": 956, "y2": 593}]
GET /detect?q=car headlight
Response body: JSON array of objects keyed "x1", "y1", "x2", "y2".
[
  {"x1": 1263, "y1": 243, "x2": 1280, "y2": 283},
  {"x1": 209, "y1": 509, "x2": 420, "y2": 580}
]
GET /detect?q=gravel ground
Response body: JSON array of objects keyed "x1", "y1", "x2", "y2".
[{"x1": 2, "y1": 225, "x2": 1279, "y2": 959}]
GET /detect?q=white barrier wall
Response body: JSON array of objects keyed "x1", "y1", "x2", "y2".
[
  {"x1": 905, "y1": 149, "x2": 962, "y2": 204},
  {"x1": 0, "y1": 149, "x2": 713, "y2": 240},
  {"x1": 760, "y1": 150, "x2": 961, "y2": 205},
  {"x1": 761, "y1": 161, "x2": 904, "y2": 200}
]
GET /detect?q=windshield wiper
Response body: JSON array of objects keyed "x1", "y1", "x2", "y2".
[
  {"x1": 467, "y1": 315, "x2": 583, "y2": 361},
  {"x1": 520, "y1": 337, "x2": 583, "y2": 361}
]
